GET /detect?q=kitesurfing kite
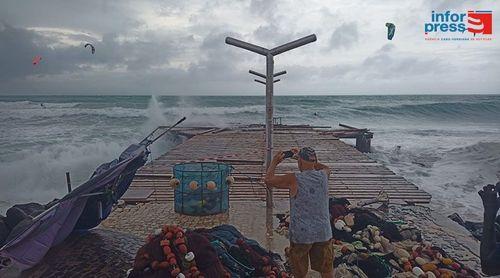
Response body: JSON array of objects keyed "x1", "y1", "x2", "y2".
[
  {"x1": 386, "y1": 23, "x2": 395, "y2": 40},
  {"x1": 32, "y1": 55, "x2": 42, "y2": 65},
  {"x1": 84, "y1": 43, "x2": 95, "y2": 54}
]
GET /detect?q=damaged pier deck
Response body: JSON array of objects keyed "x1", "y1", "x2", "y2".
[{"x1": 124, "y1": 125, "x2": 431, "y2": 204}]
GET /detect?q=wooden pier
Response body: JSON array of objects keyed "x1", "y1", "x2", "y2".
[{"x1": 123, "y1": 125, "x2": 431, "y2": 205}]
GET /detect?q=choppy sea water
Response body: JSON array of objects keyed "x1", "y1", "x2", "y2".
[{"x1": 0, "y1": 95, "x2": 499, "y2": 221}]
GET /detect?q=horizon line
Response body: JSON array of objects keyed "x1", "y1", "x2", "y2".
[{"x1": 1, "y1": 92, "x2": 499, "y2": 97}]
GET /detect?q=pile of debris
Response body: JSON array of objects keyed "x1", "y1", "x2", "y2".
[
  {"x1": 128, "y1": 224, "x2": 288, "y2": 278},
  {"x1": 277, "y1": 198, "x2": 480, "y2": 278}
]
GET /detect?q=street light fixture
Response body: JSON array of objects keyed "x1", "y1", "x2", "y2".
[{"x1": 226, "y1": 34, "x2": 317, "y2": 208}]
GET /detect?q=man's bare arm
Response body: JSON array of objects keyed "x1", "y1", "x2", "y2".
[
  {"x1": 264, "y1": 151, "x2": 298, "y2": 196},
  {"x1": 314, "y1": 161, "x2": 331, "y2": 176}
]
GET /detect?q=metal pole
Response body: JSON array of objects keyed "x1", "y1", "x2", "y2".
[
  {"x1": 270, "y1": 34, "x2": 317, "y2": 55},
  {"x1": 254, "y1": 79, "x2": 280, "y2": 85},
  {"x1": 225, "y1": 34, "x2": 317, "y2": 208},
  {"x1": 265, "y1": 54, "x2": 274, "y2": 208},
  {"x1": 250, "y1": 69, "x2": 286, "y2": 78},
  {"x1": 65, "y1": 172, "x2": 72, "y2": 193},
  {"x1": 273, "y1": 70, "x2": 287, "y2": 77},
  {"x1": 249, "y1": 70, "x2": 267, "y2": 79}
]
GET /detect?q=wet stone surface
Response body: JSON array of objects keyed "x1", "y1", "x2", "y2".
[
  {"x1": 2, "y1": 202, "x2": 481, "y2": 277},
  {"x1": 100, "y1": 201, "x2": 291, "y2": 257},
  {"x1": 21, "y1": 229, "x2": 142, "y2": 278},
  {"x1": 387, "y1": 205, "x2": 481, "y2": 271},
  {"x1": 101, "y1": 201, "x2": 482, "y2": 276}
]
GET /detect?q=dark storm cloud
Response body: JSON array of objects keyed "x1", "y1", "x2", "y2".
[
  {"x1": 362, "y1": 44, "x2": 447, "y2": 78},
  {"x1": 0, "y1": 22, "x2": 86, "y2": 80},
  {"x1": 328, "y1": 22, "x2": 359, "y2": 50},
  {"x1": 253, "y1": 24, "x2": 292, "y2": 44},
  {"x1": 249, "y1": 0, "x2": 279, "y2": 21},
  {"x1": 422, "y1": 0, "x2": 470, "y2": 11},
  {"x1": 189, "y1": 30, "x2": 244, "y2": 78},
  {"x1": 0, "y1": 26, "x2": 254, "y2": 94},
  {"x1": 0, "y1": 21, "x2": 191, "y2": 82},
  {"x1": 0, "y1": 0, "x2": 142, "y2": 33},
  {"x1": 0, "y1": 0, "x2": 498, "y2": 94},
  {"x1": 252, "y1": 23, "x2": 313, "y2": 48}
]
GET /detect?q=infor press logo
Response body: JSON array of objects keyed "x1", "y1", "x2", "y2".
[
  {"x1": 424, "y1": 10, "x2": 493, "y2": 41},
  {"x1": 468, "y1": 11, "x2": 493, "y2": 35}
]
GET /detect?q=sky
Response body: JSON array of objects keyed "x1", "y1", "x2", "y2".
[{"x1": 0, "y1": 0, "x2": 499, "y2": 95}]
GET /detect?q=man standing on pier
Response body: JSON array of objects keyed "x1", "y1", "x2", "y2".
[{"x1": 264, "y1": 147, "x2": 333, "y2": 278}]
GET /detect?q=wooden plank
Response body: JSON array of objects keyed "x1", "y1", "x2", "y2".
[
  {"x1": 124, "y1": 125, "x2": 431, "y2": 203},
  {"x1": 122, "y1": 189, "x2": 154, "y2": 202}
]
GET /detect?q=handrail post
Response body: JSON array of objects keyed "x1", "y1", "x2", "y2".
[{"x1": 65, "y1": 172, "x2": 72, "y2": 193}]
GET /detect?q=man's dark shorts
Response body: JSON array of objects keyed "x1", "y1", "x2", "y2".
[{"x1": 289, "y1": 240, "x2": 333, "y2": 277}]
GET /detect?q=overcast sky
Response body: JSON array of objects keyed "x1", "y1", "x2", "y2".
[{"x1": 0, "y1": 0, "x2": 499, "y2": 95}]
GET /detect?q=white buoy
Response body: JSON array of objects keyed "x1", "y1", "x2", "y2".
[
  {"x1": 334, "y1": 219, "x2": 347, "y2": 230},
  {"x1": 169, "y1": 178, "x2": 180, "y2": 188},
  {"x1": 185, "y1": 251, "x2": 195, "y2": 262},
  {"x1": 154, "y1": 228, "x2": 163, "y2": 236},
  {"x1": 226, "y1": 176, "x2": 235, "y2": 185}
]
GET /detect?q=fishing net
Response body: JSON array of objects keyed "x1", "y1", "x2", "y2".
[{"x1": 173, "y1": 162, "x2": 231, "y2": 215}]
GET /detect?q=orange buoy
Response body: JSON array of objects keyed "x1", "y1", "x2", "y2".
[
  {"x1": 206, "y1": 181, "x2": 217, "y2": 190},
  {"x1": 189, "y1": 181, "x2": 199, "y2": 190}
]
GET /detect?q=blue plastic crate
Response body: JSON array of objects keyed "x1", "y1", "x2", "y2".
[{"x1": 173, "y1": 162, "x2": 231, "y2": 215}]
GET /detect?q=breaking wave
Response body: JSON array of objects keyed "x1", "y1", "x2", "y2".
[
  {"x1": 371, "y1": 140, "x2": 500, "y2": 221},
  {"x1": 348, "y1": 100, "x2": 500, "y2": 121},
  {"x1": 0, "y1": 96, "x2": 176, "y2": 214},
  {"x1": 1, "y1": 94, "x2": 499, "y2": 218}
]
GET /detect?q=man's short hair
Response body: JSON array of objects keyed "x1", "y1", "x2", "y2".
[{"x1": 298, "y1": 147, "x2": 317, "y2": 162}]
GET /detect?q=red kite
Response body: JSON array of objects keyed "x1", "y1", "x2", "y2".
[{"x1": 32, "y1": 55, "x2": 42, "y2": 65}]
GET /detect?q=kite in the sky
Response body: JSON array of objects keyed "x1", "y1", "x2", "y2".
[
  {"x1": 84, "y1": 43, "x2": 95, "y2": 54},
  {"x1": 386, "y1": 23, "x2": 395, "y2": 40},
  {"x1": 32, "y1": 55, "x2": 42, "y2": 65}
]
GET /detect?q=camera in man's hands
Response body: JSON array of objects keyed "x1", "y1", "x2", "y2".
[{"x1": 283, "y1": 150, "x2": 294, "y2": 159}]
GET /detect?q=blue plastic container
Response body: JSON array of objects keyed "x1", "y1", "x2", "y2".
[{"x1": 173, "y1": 162, "x2": 231, "y2": 215}]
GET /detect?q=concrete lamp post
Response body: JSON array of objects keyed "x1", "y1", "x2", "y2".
[{"x1": 225, "y1": 34, "x2": 317, "y2": 208}]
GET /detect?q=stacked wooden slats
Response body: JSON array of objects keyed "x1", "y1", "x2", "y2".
[{"x1": 124, "y1": 126, "x2": 431, "y2": 204}]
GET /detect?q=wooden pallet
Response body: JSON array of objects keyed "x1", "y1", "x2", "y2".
[{"x1": 125, "y1": 126, "x2": 431, "y2": 204}]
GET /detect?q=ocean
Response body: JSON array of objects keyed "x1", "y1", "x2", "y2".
[{"x1": 0, "y1": 95, "x2": 499, "y2": 221}]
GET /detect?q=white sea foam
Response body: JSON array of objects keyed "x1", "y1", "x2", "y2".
[
  {"x1": 0, "y1": 96, "x2": 176, "y2": 213},
  {"x1": 370, "y1": 125, "x2": 500, "y2": 221},
  {"x1": 1, "y1": 95, "x2": 499, "y2": 220},
  {"x1": 162, "y1": 104, "x2": 264, "y2": 116},
  {"x1": 0, "y1": 140, "x2": 125, "y2": 214},
  {"x1": 0, "y1": 100, "x2": 79, "y2": 109},
  {"x1": 0, "y1": 105, "x2": 147, "y2": 120}
]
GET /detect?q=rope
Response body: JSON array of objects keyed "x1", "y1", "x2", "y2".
[
  {"x1": 230, "y1": 166, "x2": 269, "y2": 201},
  {"x1": 148, "y1": 146, "x2": 158, "y2": 202}
]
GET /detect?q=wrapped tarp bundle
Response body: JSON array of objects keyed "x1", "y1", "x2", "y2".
[{"x1": 0, "y1": 144, "x2": 149, "y2": 270}]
